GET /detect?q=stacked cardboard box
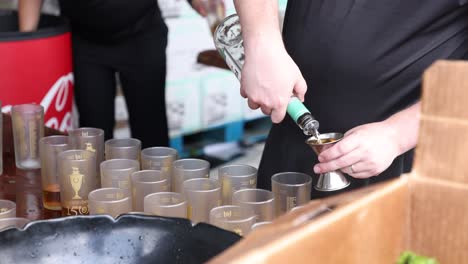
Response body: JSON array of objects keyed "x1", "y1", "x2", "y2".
[
  {"x1": 163, "y1": 0, "x2": 284, "y2": 136},
  {"x1": 114, "y1": 1, "x2": 287, "y2": 138},
  {"x1": 209, "y1": 61, "x2": 468, "y2": 264},
  {"x1": 166, "y1": 76, "x2": 202, "y2": 137},
  {"x1": 200, "y1": 69, "x2": 243, "y2": 127}
]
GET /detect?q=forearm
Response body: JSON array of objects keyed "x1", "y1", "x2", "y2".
[
  {"x1": 234, "y1": 0, "x2": 284, "y2": 55},
  {"x1": 18, "y1": 0, "x2": 43, "y2": 32},
  {"x1": 385, "y1": 102, "x2": 421, "y2": 155}
]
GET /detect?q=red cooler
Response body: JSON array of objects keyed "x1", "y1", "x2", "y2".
[{"x1": 0, "y1": 10, "x2": 73, "y2": 132}]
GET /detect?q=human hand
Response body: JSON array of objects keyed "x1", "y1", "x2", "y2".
[
  {"x1": 313, "y1": 121, "x2": 401, "y2": 178},
  {"x1": 18, "y1": 0, "x2": 43, "y2": 32},
  {"x1": 190, "y1": 0, "x2": 208, "y2": 16},
  {"x1": 192, "y1": 0, "x2": 225, "y2": 17},
  {"x1": 241, "y1": 40, "x2": 307, "y2": 123}
]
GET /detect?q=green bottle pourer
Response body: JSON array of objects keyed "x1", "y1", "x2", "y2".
[{"x1": 287, "y1": 97, "x2": 320, "y2": 136}]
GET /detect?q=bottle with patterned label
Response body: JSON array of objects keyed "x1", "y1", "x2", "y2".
[{"x1": 213, "y1": 14, "x2": 320, "y2": 138}]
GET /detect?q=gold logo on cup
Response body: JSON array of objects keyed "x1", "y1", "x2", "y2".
[
  {"x1": 233, "y1": 228, "x2": 243, "y2": 236},
  {"x1": 223, "y1": 210, "x2": 232, "y2": 218},
  {"x1": 70, "y1": 167, "x2": 84, "y2": 200},
  {"x1": 118, "y1": 181, "x2": 129, "y2": 189},
  {"x1": 85, "y1": 142, "x2": 96, "y2": 152}
]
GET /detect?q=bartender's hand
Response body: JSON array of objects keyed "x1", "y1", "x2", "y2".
[
  {"x1": 242, "y1": 40, "x2": 307, "y2": 123},
  {"x1": 313, "y1": 103, "x2": 421, "y2": 178},
  {"x1": 190, "y1": 0, "x2": 208, "y2": 16},
  {"x1": 313, "y1": 122, "x2": 400, "y2": 178}
]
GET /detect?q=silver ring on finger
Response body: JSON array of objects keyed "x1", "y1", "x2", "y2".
[{"x1": 349, "y1": 164, "x2": 355, "y2": 174}]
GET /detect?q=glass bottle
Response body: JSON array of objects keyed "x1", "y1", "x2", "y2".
[{"x1": 213, "y1": 14, "x2": 320, "y2": 137}]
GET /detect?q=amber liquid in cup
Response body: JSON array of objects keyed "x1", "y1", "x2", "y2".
[
  {"x1": 43, "y1": 185, "x2": 61, "y2": 210},
  {"x1": 308, "y1": 138, "x2": 337, "y2": 144}
]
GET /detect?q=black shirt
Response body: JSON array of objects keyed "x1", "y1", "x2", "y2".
[
  {"x1": 59, "y1": 0, "x2": 165, "y2": 43},
  {"x1": 258, "y1": 0, "x2": 468, "y2": 198}
]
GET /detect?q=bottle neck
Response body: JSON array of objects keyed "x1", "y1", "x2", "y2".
[{"x1": 297, "y1": 113, "x2": 320, "y2": 136}]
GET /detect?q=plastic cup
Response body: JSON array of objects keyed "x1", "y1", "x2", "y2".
[
  {"x1": 0, "y1": 217, "x2": 30, "y2": 231},
  {"x1": 144, "y1": 192, "x2": 187, "y2": 218},
  {"x1": 88, "y1": 188, "x2": 132, "y2": 218},
  {"x1": 250, "y1": 221, "x2": 272, "y2": 232},
  {"x1": 0, "y1": 200, "x2": 16, "y2": 219},
  {"x1": 68, "y1": 127, "x2": 104, "y2": 185},
  {"x1": 209, "y1": 205, "x2": 256, "y2": 236},
  {"x1": 58, "y1": 150, "x2": 98, "y2": 216},
  {"x1": 39, "y1": 136, "x2": 70, "y2": 210},
  {"x1": 141, "y1": 147, "x2": 178, "y2": 188},
  {"x1": 219, "y1": 164, "x2": 257, "y2": 205},
  {"x1": 271, "y1": 172, "x2": 312, "y2": 215},
  {"x1": 131, "y1": 170, "x2": 170, "y2": 211},
  {"x1": 105, "y1": 138, "x2": 141, "y2": 161},
  {"x1": 173, "y1": 159, "x2": 210, "y2": 193},
  {"x1": 100, "y1": 159, "x2": 140, "y2": 191},
  {"x1": 182, "y1": 178, "x2": 221, "y2": 223},
  {"x1": 232, "y1": 188, "x2": 275, "y2": 222},
  {"x1": 11, "y1": 104, "x2": 44, "y2": 169}
]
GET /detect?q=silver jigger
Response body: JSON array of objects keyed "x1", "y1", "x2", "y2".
[{"x1": 306, "y1": 132, "x2": 350, "y2": 192}]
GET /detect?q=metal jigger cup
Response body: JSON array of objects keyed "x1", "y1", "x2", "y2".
[{"x1": 306, "y1": 132, "x2": 350, "y2": 191}]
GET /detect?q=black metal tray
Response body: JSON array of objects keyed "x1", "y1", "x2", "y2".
[{"x1": 0, "y1": 214, "x2": 240, "y2": 264}]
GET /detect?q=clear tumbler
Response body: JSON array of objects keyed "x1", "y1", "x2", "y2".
[{"x1": 11, "y1": 104, "x2": 44, "y2": 169}]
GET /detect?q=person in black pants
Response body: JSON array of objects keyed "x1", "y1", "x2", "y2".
[{"x1": 18, "y1": 0, "x2": 208, "y2": 148}]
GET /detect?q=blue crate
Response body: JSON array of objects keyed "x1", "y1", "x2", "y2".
[{"x1": 170, "y1": 117, "x2": 270, "y2": 158}]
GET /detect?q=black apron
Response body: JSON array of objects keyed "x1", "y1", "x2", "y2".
[
  {"x1": 258, "y1": 0, "x2": 468, "y2": 199},
  {"x1": 59, "y1": 0, "x2": 166, "y2": 43}
]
